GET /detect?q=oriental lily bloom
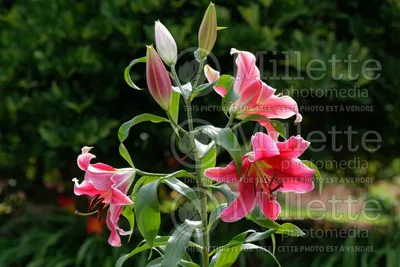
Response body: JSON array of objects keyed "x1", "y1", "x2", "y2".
[
  {"x1": 204, "y1": 48, "x2": 302, "y2": 140},
  {"x1": 204, "y1": 133, "x2": 314, "y2": 222},
  {"x1": 73, "y1": 146, "x2": 135, "y2": 247}
]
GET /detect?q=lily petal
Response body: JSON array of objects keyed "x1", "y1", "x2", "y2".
[
  {"x1": 250, "y1": 132, "x2": 280, "y2": 162},
  {"x1": 204, "y1": 64, "x2": 227, "y2": 97},
  {"x1": 77, "y1": 147, "x2": 95, "y2": 171},
  {"x1": 204, "y1": 160, "x2": 239, "y2": 183},
  {"x1": 106, "y1": 205, "x2": 123, "y2": 247},
  {"x1": 278, "y1": 175, "x2": 315, "y2": 193},
  {"x1": 267, "y1": 157, "x2": 315, "y2": 178},
  {"x1": 258, "y1": 120, "x2": 279, "y2": 142},
  {"x1": 84, "y1": 166, "x2": 115, "y2": 190},
  {"x1": 257, "y1": 95, "x2": 302, "y2": 123},
  {"x1": 276, "y1": 135, "x2": 310, "y2": 158},
  {"x1": 231, "y1": 48, "x2": 260, "y2": 94},
  {"x1": 73, "y1": 179, "x2": 103, "y2": 197},
  {"x1": 257, "y1": 82, "x2": 276, "y2": 104},
  {"x1": 221, "y1": 180, "x2": 257, "y2": 222},
  {"x1": 260, "y1": 193, "x2": 281, "y2": 220}
]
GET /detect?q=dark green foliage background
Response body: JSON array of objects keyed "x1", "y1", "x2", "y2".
[{"x1": 0, "y1": 0, "x2": 399, "y2": 266}]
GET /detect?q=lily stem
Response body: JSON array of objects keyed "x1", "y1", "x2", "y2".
[
  {"x1": 185, "y1": 89, "x2": 210, "y2": 267},
  {"x1": 192, "y1": 57, "x2": 205, "y2": 90},
  {"x1": 171, "y1": 60, "x2": 209, "y2": 267},
  {"x1": 225, "y1": 114, "x2": 235, "y2": 128},
  {"x1": 230, "y1": 120, "x2": 247, "y2": 131}
]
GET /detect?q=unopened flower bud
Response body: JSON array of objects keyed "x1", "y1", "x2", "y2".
[
  {"x1": 197, "y1": 2, "x2": 217, "y2": 59},
  {"x1": 155, "y1": 20, "x2": 177, "y2": 66},
  {"x1": 146, "y1": 45, "x2": 172, "y2": 110}
]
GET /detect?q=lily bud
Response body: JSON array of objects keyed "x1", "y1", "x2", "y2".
[
  {"x1": 197, "y1": 2, "x2": 217, "y2": 59},
  {"x1": 155, "y1": 20, "x2": 177, "y2": 66},
  {"x1": 146, "y1": 45, "x2": 172, "y2": 110}
]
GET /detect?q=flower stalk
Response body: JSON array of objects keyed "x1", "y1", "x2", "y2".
[{"x1": 171, "y1": 63, "x2": 210, "y2": 267}]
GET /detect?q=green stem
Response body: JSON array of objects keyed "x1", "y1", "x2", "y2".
[
  {"x1": 192, "y1": 57, "x2": 205, "y2": 90},
  {"x1": 136, "y1": 169, "x2": 169, "y2": 177},
  {"x1": 185, "y1": 95, "x2": 209, "y2": 267},
  {"x1": 136, "y1": 169, "x2": 195, "y2": 178},
  {"x1": 225, "y1": 114, "x2": 235, "y2": 128},
  {"x1": 230, "y1": 120, "x2": 246, "y2": 131},
  {"x1": 166, "y1": 111, "x2": 189, "y2": 135},
  {"x1": 172, "y1": 60, "x2": 209, "y2": 267}
]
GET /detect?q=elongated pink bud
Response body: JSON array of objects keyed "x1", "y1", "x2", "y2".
[
  {"x1": 155, "y1": 20, "x2": 177, "y2": 66},
  {"x1": 146, "y1": 45, "x2": 172, "y2": 110}
]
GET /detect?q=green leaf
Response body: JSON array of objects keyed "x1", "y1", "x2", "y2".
[
  {"x1": 301, "y1": 160, "x2": 323, "y2": 194},
  {"x1": 116, "y1": 236, "x2": 169, "y2": 267},
  {"x1": 118, "y1": 113, "x2": 169, "y2": 143},
  {"x1": 198, "y1": 126, "x2": 242, "y2": 175},
  {"x1": 275, "y1": 223, "x2": 305, "y2": 237},
  {"x1": 161, "y1": 221, "x2": 198, "y2": 267},
  {"x1": 210, "y1": 231, "x2": 253, "y2": 267},
  {"x1": 124, "y1": 57, "x2": 146, "y2": 90},
  {"x1": 116, "y1": 236, "x2": 202, "y2": 267},
  {"x1": 200, "y1": 143, "x2": 217, "y2": 186},
  {"x1": 240, "y1": 243, "x2": 280, "y2": 267},
  {"x1": 246, "y1": 206, "x2": 281, "y2": 229},
  {"x1": 169, "y1": 92, "x2": 181, "y2": 136},
  {"x1": 160, "y1": 170, "x2": 193, "y2": 180},
  {"x1": 135, "y1": 180, "x2": 161, "y2": 247},
  {"x1": 269, "y1": 120, "x2": 286, "y2": 139},
  {"x1": 208, "y1": 203, "x2": 227, "y2": 230},
  {"x1": 119, "y1": 143, "x2": 135, "y2": 167},
  {"x1": 146, "y1": 257, "x2": 163, "y2": 267},
  {"x1": 189, "y1": 81, "x2": 217, "y2": 101},
  {"x1": 122, "y1": 205, "x2": 135, "y2": 242},
  {"x1": 232, "y1": 115, "x2": 286, "y2": 139},
  {"x1": 210, "y1": 183, "x2": 237, "y2": 204},
  {"x1": 218, "y1": 75, "x2": 238, "y2": 115},
  {"x1": 271, "y1": 234, "x2": 276, "y2": 254},
  {"x1": 148, "y1": 258, "x2": 201, "y2": 267},
  {"x1": 164, "y1": 178, "x2": 201, "y2": 211},
  {"x1": 217, "y1": 26, "x2": 227, "y2": 30},
  {"x1": 132, "y1": 176, "x2": 160, "y2": 196},
  {"x1": 245, "y1": 229, "x2": 276, "y2": 243}
]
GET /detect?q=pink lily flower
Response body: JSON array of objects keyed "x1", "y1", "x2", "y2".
[
  {"x1": 73, "y1": 147, "x2": 135, "y2": 247},
  {"x1": 204, "y1": 132, "x2": 314, "y2": 222},
  {"x1": 204, "y1": 48, "x2": 302, "y2": 140}
]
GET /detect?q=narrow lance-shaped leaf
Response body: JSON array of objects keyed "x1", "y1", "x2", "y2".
[
  {"x1": 208, "y1": 203, "x2": 227, "y2": 230},
  {"x1": 240, "y1": 244, "x2": 281, "y2": 267},
  {"x1": 161, "y1": 220, "x2": 201, "y2": 267},
  {"x1": 116, "y1": 236, "x2": 202, "y2": 267},
  {"x1": 210, "y1": 230, "x2": 254, "y2": 267},
  {"x1": 169, "y1": 92, "x2": 181, "y2": 136},
  {"x1": 245, "y1": 229, "x2": 276, "y2": 243},
  {"x1": 124, "y1": 57, "x2": 146, "y2": 90},
  {"x1": 301, "y1": 160, "x2": 323, "y2": 194},
  {"x1": 199, "y1": 143, "x2": 217, "y2": 186},
  {"x1": 217, "y1": 75, "x2": 237, "y2": 116},
  {"x1": 189, "y1": 81, "x2": 217, "y2": 101},
  {"x1": 164, "y1": 178, "x2": 201, "y2": 212},
  {"x1": 119, "y1": 143, "x2": 135, "y2": 167},
  {"x1": 118, "y1": 113, "x2": 169, "y2": 142},
  {"x1": 210, "y1": 183, "x2": 237, "y2": 204},
  {"x1": 197, "y1": 126, "x2": 242, "y2": 175},
  {"x1": 275, "y1": 223, "x2": 305, "y2": 237},
  {"x1": 122, "y1": 205, "x2": 135, "y2": 242},
  {"x1": 246, "y1": 206, "x2": 281, "y2": 229},
  {"x1": 134, "y1": 180, "x2": 161, "y2": 247}
]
